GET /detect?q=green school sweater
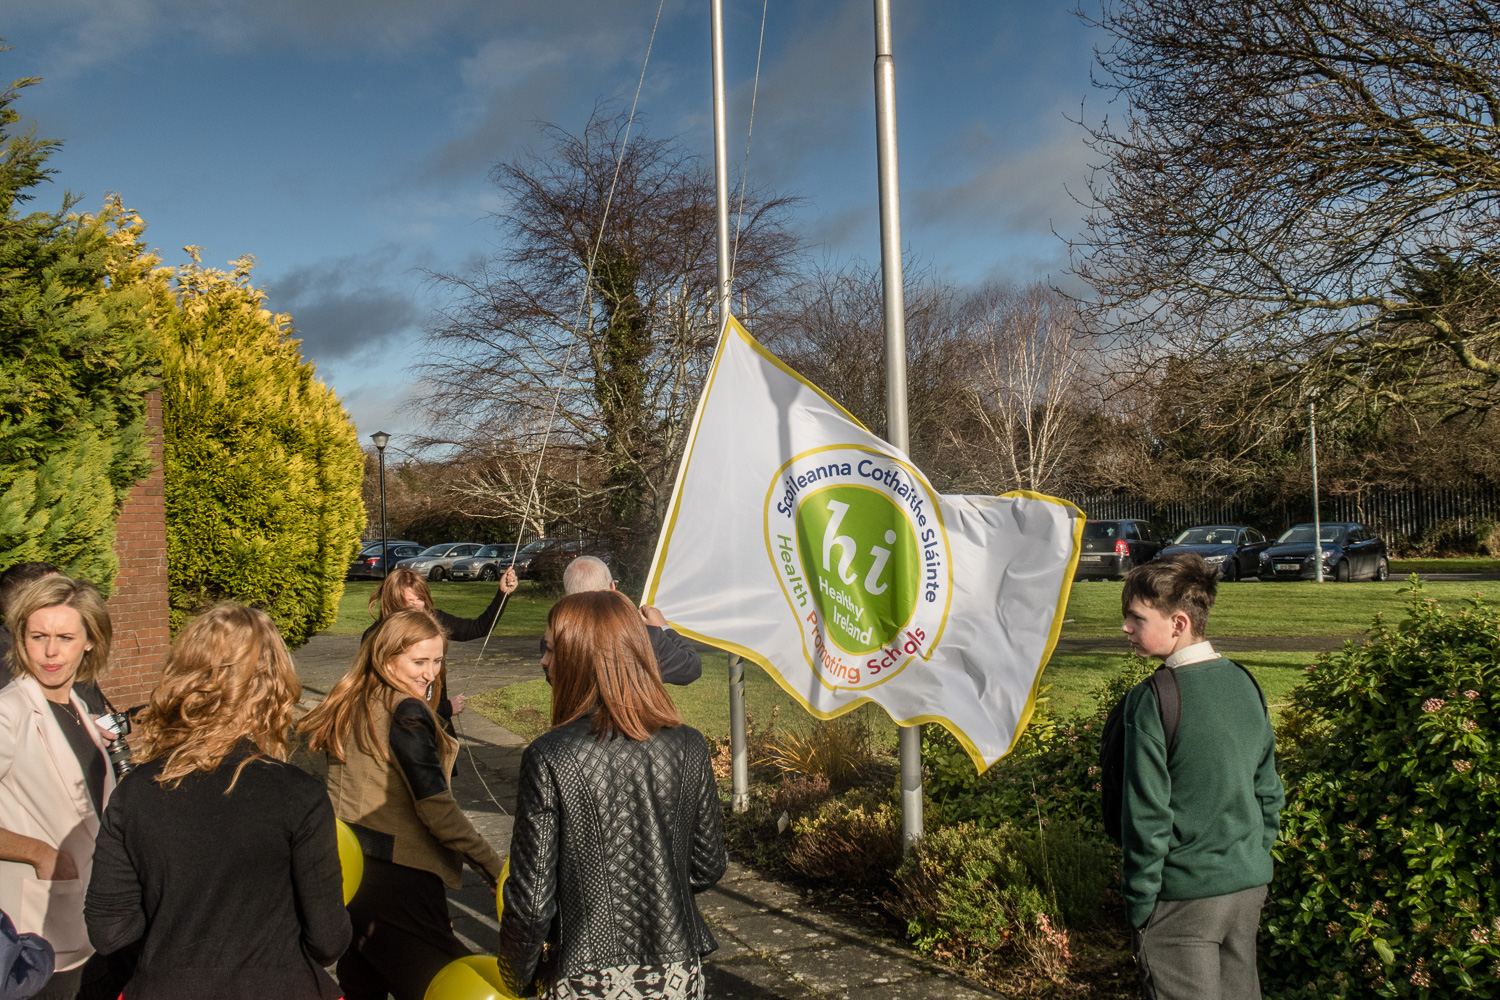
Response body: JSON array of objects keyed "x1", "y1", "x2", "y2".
[{"x1": 1120, "y1": 656, "x2": 1284, "y2": 928}]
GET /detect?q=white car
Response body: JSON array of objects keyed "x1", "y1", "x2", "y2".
[{"x1": 395, "y1": 542, "x2": 484, "y2": 581}]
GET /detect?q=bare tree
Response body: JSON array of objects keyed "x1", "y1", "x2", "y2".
[
  {"x1": 419, "y1": 108, "x2": 800, "y2": 577},
  {"x1": 764, "y1": 261, "x2": 978, "y2": 488},
  {"x1": 958, "y1": 282, "x2": 1093, "y2": 494},
  {"x1": 1072, "y1": 0, "x2": 1500, "y2": 421}
]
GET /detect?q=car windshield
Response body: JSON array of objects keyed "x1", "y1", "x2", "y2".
[
  {"x1": 517, "y1": 540, "x2": 551, "y2": 556},
  {"x1": 1082, "y1": 522, "x2": 1122, "y2": 540},
  {"x1": 478, "y1": 544, "x2": 514, "y2": 558},
  {"x1": 1174, "y1": 527, "x2": 1239, "y2": 546},
  {"x1": 418, "y1": 544, "x2": 453, "y2": 557},
  {"x1": 1277, "y1": 525, "x2": 1346, "y2": 545}
]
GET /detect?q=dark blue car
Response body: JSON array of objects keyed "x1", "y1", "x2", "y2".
[
  {"x1": 1160, "y1": 525, "x2": 1271, "y2": 581},
  {"x1": 1258, "y1": 522, "x2": 1390, "y2": 582}
]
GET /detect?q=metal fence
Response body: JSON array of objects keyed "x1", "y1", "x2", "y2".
[{"x1": 1068, "y1": 484, "x2": 1500, "y2": 548}]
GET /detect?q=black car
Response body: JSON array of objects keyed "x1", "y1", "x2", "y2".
[
  {"x1": 448, "y1": 544, "x2": 519, "y2": 582},
  {"x1": 1074, "y1": 519, "x2": 1164, "y2": 580},
  {"x1": 1160, "y1": 525, "x2": 1272, "y2": 581},
  {"x1": 347, "y1": 540, "x2": 423, "y2": 580},
  {"x1": 1258, "y1": 522, "x2": 1390, "y2": 582}
]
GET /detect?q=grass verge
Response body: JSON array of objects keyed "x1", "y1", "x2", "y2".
[
  {"x1": 1389, "y1": 557, "x2": 1500, "y2": 573},
  {"x1": 329, "y1": 580, "x2": 554, "y2": 637},
  {"x1": 471, "y1": 647, "x2": 1317, "y2": 746}
]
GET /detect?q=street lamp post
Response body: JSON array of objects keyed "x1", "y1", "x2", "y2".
[
  {"x1": 371, "y1": 431, "x2": 391, "y2": 578},
  {"x1": 1308, "y1": 402, "x2": 1323, "y2": 583}
]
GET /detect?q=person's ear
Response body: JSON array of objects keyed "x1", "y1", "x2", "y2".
[{"x1": 1172, "y1": 610, "x2": 1193, "y2": 637}]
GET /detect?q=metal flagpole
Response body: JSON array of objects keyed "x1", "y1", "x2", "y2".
[
  {"x1": 711, "y1": 0, "x2": 750, "y2": 813},
  {"x1": 873, "y1": 0, "x2": 922, "y2": 849}
]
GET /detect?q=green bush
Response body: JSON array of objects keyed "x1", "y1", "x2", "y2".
[
  {"x1": 159, "y1": 252, "x2": 365, "y2": 646},
  {"x1": 785, "y1": 787, "x2": 902, "y2": 883},
  {"x1": 1263, "y1": 584, "x2": 1500, "y2": 998},
  {"x1": 0, "y1": 73, "x2": 158, "y2": 589},
  {"x1": 887, "y1": 823, "x2": 1054, "y2": 969}
]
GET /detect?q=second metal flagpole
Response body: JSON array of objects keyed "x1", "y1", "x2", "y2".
[
  {"x1": 711, "y1": 0, "x2": 750, "y2": 813},
  {"x1": 873, "y1": 0, "x2": 922, "y2": 850}
]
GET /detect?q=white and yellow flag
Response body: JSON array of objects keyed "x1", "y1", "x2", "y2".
[{"x1": 644, "y1": 318, "x2": 1083, "y2": 770}]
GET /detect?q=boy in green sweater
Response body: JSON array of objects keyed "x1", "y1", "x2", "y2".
[{"x1": 1118, "y1": 553, "x2": 1283, "y2": 1000}]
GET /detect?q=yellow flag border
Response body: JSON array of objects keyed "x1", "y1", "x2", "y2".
[{"x1": 644, "y1": 316, "x2": 1086, "y2": 772}]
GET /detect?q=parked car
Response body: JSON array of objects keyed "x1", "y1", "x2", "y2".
[
  {"x1": 510, "y1": 539, "x2": 555, "y2": 579},
  {"x1": 528, "y1": 538, "x2": 614, "y2": 590},
  {"x1": 1074, "y1": 519, "x2": 1163, "y2": 580},
  {"x1": 347, "y1": 540, "x2": 423, "y2": 580},
  {"x1": 1258, "y1": 522, "x2": 1390, "y2": 582},
  {"x1": 395, "y1": 542, "x2": 485, "y2": 582},
  {"x1": 1160, "y1": 525, "x2": 1272, "y2": 581},
  {"x1": 448, "y1": 543, "x2": 519, "y2": 582}
]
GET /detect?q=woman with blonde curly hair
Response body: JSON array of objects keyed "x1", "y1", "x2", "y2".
[
  {"x1": 0, "y1": 576, "x2": 116, "y2": 1000},
  {"x1": 84, "y1": 603, "x2": 350, "y2": 1000},
  {"x1": 301, "y1": 608, "x2": 504, "y2": 1000}
]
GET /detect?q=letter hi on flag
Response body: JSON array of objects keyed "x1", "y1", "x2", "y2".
[{"x1": 645, "y1": 317, "x2": 1083, "y2": 771}]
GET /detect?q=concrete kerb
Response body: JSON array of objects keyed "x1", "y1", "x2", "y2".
[{"x1": 291, "y1": 633, "x2": 1008, "y2": 1000}]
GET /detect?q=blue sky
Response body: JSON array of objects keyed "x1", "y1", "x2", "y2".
[{"x1": 7, "y1": 0, "x2": 1103, "y2": 448}]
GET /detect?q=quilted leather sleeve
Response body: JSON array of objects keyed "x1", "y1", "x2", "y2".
[
  {"x1": 688, "y1": 732, "x2": 727, "y2": 892},
  {"x1": 496, "y1": 743, "x2": 560, "y2": 996}
]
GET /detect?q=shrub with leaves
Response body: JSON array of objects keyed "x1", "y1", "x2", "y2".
[
  {"x1": 761, "y1": 713, "x2": 878, "y2": 790},
  {"x1": 1263, "y1": 584, "x2": 1500, "y2": 999},
  {"x1": 0, "y1": 71, "x2": 159, "y2": 589},
  {"x1": 786, "y1": 787, "x2": 902, "y2": 883},
  {"x1": 159, "y1": 252, "x2": 364, "y2": 645}
]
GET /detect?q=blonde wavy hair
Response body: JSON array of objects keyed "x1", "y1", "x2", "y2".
[
  {"x1": 7, "y1": 576, "x2": 111, "y2": 683},
  {"x1": 299, "y1": 608, "x2": 447, "y2": 764},
  {"x1": 134, "y1": 603, "x2": 301, "y2": 790}
]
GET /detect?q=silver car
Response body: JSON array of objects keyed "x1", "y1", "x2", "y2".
[
  {"x1": 395, "y1": 542, "x2": 484, "y2": 582},
  {"x1": 448, "y1": 544, "x2": 518, "y2": 582}
]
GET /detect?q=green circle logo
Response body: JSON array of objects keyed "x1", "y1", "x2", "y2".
[{"x1": 795, "y1": 484, "x2": 920, "y2": 654}]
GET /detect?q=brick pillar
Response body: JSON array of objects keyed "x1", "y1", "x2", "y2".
[{"x1": 105, "y1": 390, "x2": 171, "y2": 709}]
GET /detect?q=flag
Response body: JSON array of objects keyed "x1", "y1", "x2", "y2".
[{"x1": 644, "y1": 318, "x2": 1083, "y2": 770}]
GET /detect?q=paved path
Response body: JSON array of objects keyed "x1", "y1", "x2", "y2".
[{"x1": 293, "y1": 635, "x2": 1002, "y2": 999}]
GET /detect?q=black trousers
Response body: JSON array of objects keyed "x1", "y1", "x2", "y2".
[{"x1": 338, "y1": 857, "x2": 470, "y2": 1000}]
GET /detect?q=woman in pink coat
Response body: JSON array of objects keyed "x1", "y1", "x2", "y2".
[{"x1": 0, "y1": 577, "x2": 117, "y2": 1000}]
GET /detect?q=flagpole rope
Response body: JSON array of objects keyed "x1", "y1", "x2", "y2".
[
  {"x1": 476, "y1": 0, "x2": 668, "y2": 664},
  {"x1": 727, "y1": 0, "x2": 770, "y2": 302}
]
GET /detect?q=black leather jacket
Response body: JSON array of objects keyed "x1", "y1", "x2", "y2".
[{"x1": 496, "y1": 718, "x2": 727, "y2": 996}]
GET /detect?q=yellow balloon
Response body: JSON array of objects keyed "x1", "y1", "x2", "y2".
[
  {"x1": 495, "y1": 856, "x2": 510, "y2": 924},
  {"x1": 335, "y1": 820, "x2": 364, "y2": 905},
  {"x1": 423, "y1": 955, "x2": 521, "y2": 1000}
]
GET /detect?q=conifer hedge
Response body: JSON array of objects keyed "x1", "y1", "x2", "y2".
[
  {"x1": 0, "y1": 73, "x2": 159, "y2": 591},
  {"x1": 159, "y1": 252, "x2": 365, "y2": 646}
]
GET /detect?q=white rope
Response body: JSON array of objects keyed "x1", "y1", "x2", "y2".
[
  {"x1": 454, "y1": 711, "x2": 511, "y2": 817},
  {"x1": 727, "y1": 0, "x2": 770, "y2": 300},
  {"x1": 477, "y1": 0, "x2": 670, "y2": 661}
]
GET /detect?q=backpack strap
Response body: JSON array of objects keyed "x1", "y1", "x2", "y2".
[
  {"x1": 1147, "y1": 666, "x2": 1181, "y2": 759},
  {"x1": 1228, "y1": 659, "x2": 1268, "y2": 714}
]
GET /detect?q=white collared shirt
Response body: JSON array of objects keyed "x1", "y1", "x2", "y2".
[{"x1": 1165, "y1": 640, "x2": 1217, "y2": 669}]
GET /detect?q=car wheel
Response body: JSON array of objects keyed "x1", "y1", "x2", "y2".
[
  {"x1": 1334, "y1": 560, "x2": 1350, "y2": 583},
  {"x1": 1223, "y1": 559, "x2": 1239, "y2": 582},
  {"x1": 428, "y1": 566, "x2": 445, "y2": 582},
  {"x1": 1374, "y1": 557, "x2": 1389, "y2": 582},
  {"x1": 480, "y1": 565, "x2": 498, "y2": 582}
]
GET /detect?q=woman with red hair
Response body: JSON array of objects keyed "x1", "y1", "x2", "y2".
[{"x1": 497, "y1": 590, "x2": 726, "y2": 1000}]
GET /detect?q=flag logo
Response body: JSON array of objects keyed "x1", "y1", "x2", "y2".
[{"x1": 765, "y1": 445, "x2": 951, "y2": 690}]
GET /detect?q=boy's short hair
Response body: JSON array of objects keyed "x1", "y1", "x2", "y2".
[{"x1": 1121, "y1": 552, "x2": 1218, "y2": 638}]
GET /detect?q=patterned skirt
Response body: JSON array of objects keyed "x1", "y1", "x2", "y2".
[{"x1": 541, "y1": 959, "x2": 705, "y2": 1000}]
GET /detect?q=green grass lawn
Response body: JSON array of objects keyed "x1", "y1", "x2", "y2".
[
  {"x1": 1390, "y1": 557, "x2": 1500, "y2": 573},
  {"x1": 470, "y1": 646, "x2": 1319, "y2": 750},
  {"x1": 1060, "y1": 578, "x2": 1496, "y2": 638},
  {"x1": 328, "y1": 581, "x2": 554, "y2": 637}
]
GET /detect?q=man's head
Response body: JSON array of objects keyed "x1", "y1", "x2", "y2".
[
  {"x1": 0, "y1": 562, "x2": 60, "y2": 622},
  {"x1": 562, "y1": 556, "x2": 614, "y2": 595},
  {"x1": 1120, "y1": 553, "x2": 1218, "y2": 659}
]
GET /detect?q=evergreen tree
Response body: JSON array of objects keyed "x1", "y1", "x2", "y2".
[
  {"x1": 0, "y1": 64, "x2": 159, "y2": 589},
  {"x1": 158, "y1": 252, "x2": 365, "y2": 646}
]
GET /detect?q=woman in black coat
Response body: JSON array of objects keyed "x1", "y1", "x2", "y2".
[
  {"x1": 497, "y1": 591, "x2": 727, "y2": 1000},
  {"x1": 84, "y1": 604, "x2": 350, "y2": 1000}
]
